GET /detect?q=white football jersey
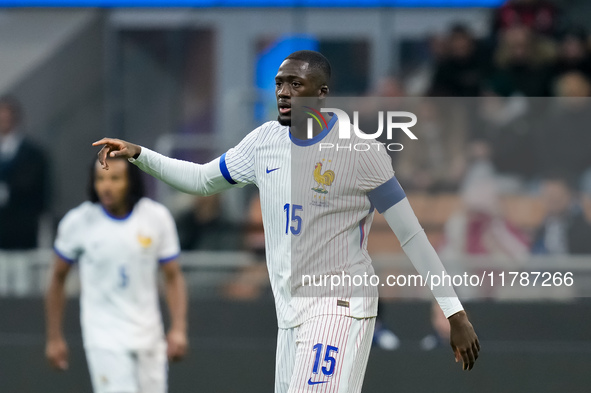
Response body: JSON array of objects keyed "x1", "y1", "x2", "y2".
[
  {"x1": 222, "y1": 118, "x2": 396, "y2": 328},
  {"x1": 54, "y1": 198, "x2": 180, "y2": 350}
]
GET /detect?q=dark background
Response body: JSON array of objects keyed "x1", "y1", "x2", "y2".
[{"x1": 2, "y1": 299, "x2": 591, "y2": 393}]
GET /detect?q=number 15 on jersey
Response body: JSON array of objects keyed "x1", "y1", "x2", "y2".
[{"x1": 284, "y1": 203, "x2": 302, "y2": 235}]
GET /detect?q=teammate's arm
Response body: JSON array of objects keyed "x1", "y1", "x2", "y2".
[
  {"x1": 160, "y1": 260, "x2": 188, "y2": 362},
  {"x1": 92, "y1": 138, "x2": 234, "y2": 196},
  {"x1": 45, "y1": 254, "x2": 72, "y2": 371}
]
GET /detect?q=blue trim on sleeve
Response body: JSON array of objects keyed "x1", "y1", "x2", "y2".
[
  {"x1": 290, "y1": 114, "x2": 337, "y2": 146},
  {"x1": 53, "y1": 246, "x2": 77, "y2": 265},
  {"x1": 219, "y1": 153, "x2": 237, "y2": 185},
  {"x1": 159, "y1": 253, "x2": 180, "y2": 265},
  {"x1": 367, "y1": 176, "x2": 406, "y2": 214}
]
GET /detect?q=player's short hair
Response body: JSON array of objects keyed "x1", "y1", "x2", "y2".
[
  {"x1": 285, "y1": 50, "x2": 331, "y2": 84},
  {"x1": 0, "y1": 95, "x2": 23, "y2": 125},
  {"x1": 88, "y1": 157, "x2": 146, "y2": 208}
]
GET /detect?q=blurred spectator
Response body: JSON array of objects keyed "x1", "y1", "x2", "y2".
[
  {"x1": 568, "y1": 204, "x2": 591, "y2": 254},
  {"x1": 492, "y1": 0, "x2": 559, "y2": 37},
  {"x1": 551, "y1": 28, "x2": 591, "y2": 81},
  {"x1": 473, "y1": 94, "x2": 536, "y2": 185},
  {"x1": 429, "y1": 24, "x2": 488, "y2": 96},
  {"x1": 396, "y1": 99, "x2": 467, "y2": 193},
  {"x1": 570, "y1": 182, "x2": 591, "y2": 254},
  {"x1": 486, "y1": 25, "x2": 554, "y2": 97},
  {"x1": 531, "y1": 174, "x2": 591, "y2": 254},
  {"x1": 441, "y1": 177, "x2": 530, "y2": 261},
  {"x1": 0, "y1": 96, "x2": 49, "y2": 296},
  {"x1": 428, "y1": 33, "x2": 449, "y2": 63},
  {"x1": 403, "y1": 33, "x2": 449, "y2": 96},
  {"x1": 0, "y1": 95, "x2": 49, "y2": 249},
  {"x1": 371, "y1": 75, "x2": 406, "y2": 98},
  {"x1": 361, "y1": 76, "x2": 406, "y2": 167},
  {"x1": 534, "y1": 72, "x2": 591, "y2": 181},
  {"x1": 175, "y1": 194, "x2": 243, "y2": 251},
  {"x1": 531, "y1": 175, "x2": 572, "y2": 254}
]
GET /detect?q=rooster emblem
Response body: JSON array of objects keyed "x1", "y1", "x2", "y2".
[
  {"x1": 137, "y1": 234, "x2": 153, "y2": 248},
  {"x1": 312, "y1": 162, "x2": 335, "y2": 194}
]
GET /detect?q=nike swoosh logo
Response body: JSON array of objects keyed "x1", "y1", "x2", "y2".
[
  {"x1": 308, "y1": 378, "x2": 329, "y2": 385},
  {"x1": 266, "y1": 167, "x2": 280, "y2": 174}
]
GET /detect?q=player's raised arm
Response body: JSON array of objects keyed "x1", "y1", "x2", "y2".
[{"x1": 92, "y1": 138, "x2": 235, "y2": 196}]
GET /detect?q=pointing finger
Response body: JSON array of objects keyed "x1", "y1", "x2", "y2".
[{"x1": 92, "y1": 137, "x2": 119, "y2": 147}]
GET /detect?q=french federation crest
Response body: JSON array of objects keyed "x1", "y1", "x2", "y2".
[
  {"x1": 137, "y1": 234, "x2": 152, "y2": 248},
  {"x1": 311, "y1": 160, "x2": 335, "y2": 207}
]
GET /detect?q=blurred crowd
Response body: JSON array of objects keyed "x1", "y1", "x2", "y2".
[
  {"x1": 367, "y1": 0, "x2": 591, "y2": 259},
  {"x1": 389, "y1": 0, "x2": 591, "y2": 188},
  {"x1": 407, "y1": 0, "x2": 589, "y2": 98}
]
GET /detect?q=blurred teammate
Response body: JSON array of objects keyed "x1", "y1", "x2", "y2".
[
  {"x1": 45, "y1": 156, "x2": 187, "y2": 393},
  {"x1": 94, "y1": 50, "x2": 479, "y2": 392}
]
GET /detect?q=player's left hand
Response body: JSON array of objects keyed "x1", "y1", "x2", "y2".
[
  {"x1": 166, "y1": 329, "x2": 188, "y2": 362},
  {"x1": 448, "y1": 310, "x2": 480, "y2": 371}
]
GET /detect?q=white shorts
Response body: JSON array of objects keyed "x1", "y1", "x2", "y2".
[
  {"x1": 85, "y1": 344, "x2": 167, "y2": 393},
  {"x1": 275, "y1": 315, "x2": 375, "y2": 393}
]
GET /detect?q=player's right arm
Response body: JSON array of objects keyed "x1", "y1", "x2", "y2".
[
  {"x1": 45, "y1": 254, "x2": 72, "y2": 371},
  {"x1": 93, "y1": 131, "x2": 258, "y2": 195}
]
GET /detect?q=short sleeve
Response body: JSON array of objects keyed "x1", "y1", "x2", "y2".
[
  {"x1": 157, "y1": 206, "x2": 181, "y2": 264},
  {"x1": 356, "y1": 142, "x2": 396, "y2": 192},
  {"x1": 54, "y1": 209, "x2": 84, "y2": 263},
  {"x1": 220, "y1": 126, "x2": 261, "y2": 186}
]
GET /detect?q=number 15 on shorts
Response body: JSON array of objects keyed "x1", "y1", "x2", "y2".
[{"x1": 312, "y1": 343, "x2": 339, "y2": 377}]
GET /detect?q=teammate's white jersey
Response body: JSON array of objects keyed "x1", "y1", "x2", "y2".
[
  {"x1": 222, "y1": 117, "x2": 399, "y2": 328},
  {"x1": 54, "y1": 198, "x2": 180, "y2": 350}
]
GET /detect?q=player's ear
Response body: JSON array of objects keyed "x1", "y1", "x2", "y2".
[{"x1": 319, "y1": 85, "x2": 329, "y2": 98}]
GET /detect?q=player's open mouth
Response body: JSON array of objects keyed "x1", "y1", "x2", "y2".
[{"x1": 278, "y1": 103, "x2": 291, "y2": 115}]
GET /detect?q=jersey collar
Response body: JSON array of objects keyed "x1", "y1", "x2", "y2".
[
  {"x1": 289, "y1": 114, "x2": 337, "y2": 147},
  {"x1": 101, "y1": 204, "x2": 133, "y2": 221}
]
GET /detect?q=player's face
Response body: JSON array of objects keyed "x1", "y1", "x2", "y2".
[
  {"x1": 94, "y1": 159, "x2": 130, "y2": 216},
  {"x1": 275, "y1": 59, "x2": 328, "y2": 126}
]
